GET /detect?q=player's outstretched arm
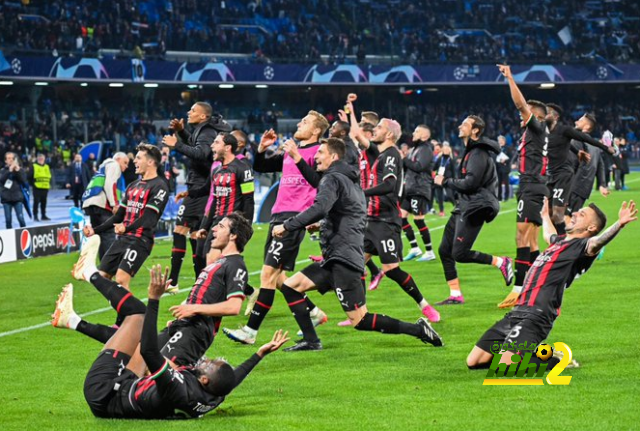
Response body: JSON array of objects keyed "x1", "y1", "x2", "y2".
[
  {"x1": 586, "y1": 200, "x2": 638, "y2": 256},
  {"x1": 497, "y1": 64, "x2": 532, "y2": 122}
]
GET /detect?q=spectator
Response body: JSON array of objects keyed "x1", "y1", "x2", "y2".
[
  {"x1": 1, "y1": 152, "x2": 27, "y2": 229},
  {"x1": 66, "y1": 154, "x2": 92, "y2": 208},
  {"x1": 31, "y1": 153, "x2": 52, "y2": 221}
]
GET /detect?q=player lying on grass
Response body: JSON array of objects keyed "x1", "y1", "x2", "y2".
[
  {"x1": 60, "y1": 213, "x2": 254, "y2": 367},
  {"x1": 466, "y1": 199, "x2": 637, "y2": 370},
  {"x1": 270, "y1": 138, "x2": 443, "y2": 351},
  {"x1": 53, "y1": 264, "x2": 289, "y2": 419}
]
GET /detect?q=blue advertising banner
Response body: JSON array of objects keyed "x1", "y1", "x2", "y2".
[{"x1": 1, "y1": 56, "x2": 639, "y2": 85}]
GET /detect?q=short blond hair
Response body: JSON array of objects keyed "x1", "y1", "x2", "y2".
[
  {"x1": 381, "y1": 118, "x2": 402, "y2": 142},
  {"x1": 308, "y1": 110, "x2": 330, "y2": 138},
  {"x1": 361, "y1": 111, "x2": 379, "y2": 125}
]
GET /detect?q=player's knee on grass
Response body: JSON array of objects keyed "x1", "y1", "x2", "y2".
[{"x1": 466, "y1": 347, "x2": 493, "y2": 369}]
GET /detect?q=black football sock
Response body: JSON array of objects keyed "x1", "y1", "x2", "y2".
[
  {"x1": 246, "y1": 288, "x2": 275, "y2": 331},
  {"x1": 554, "y1": 222, "x2": 566, "y2": 238},
  {"x1": 281, "y1": 285, "x2": 319, "y2": 342},
  {"x1": 402, "y1": 218, "x2": 419, "y2": 249},
  {"x1": 305, "y1": 296, "x2": 317, "y2": 311},
  {"x1": 89, "y1": 273, "x2": 146, "y2": 318},
  {"x1": 529, "y1": 250, "x2": 540, "y2": 265},
  {"x1": 385, "y1": 267, "x2": 424, "y2": 305},
  {"x1": 366, "y1": 260, "x2": 380, "y2": 278},
  {"x1": 414, "y1": 219, "x2": 433, "y2": 251},
  {"x1": 354, "y1": 312, "x2": 422, "y2": 337},
  {"x1": 169, "y1": 233, "x2": 187, "y2": 286},
  {"x1": 190, "y1": 238, "x2": 205, "y2": 277},
  {"x1": 515, "y1": 247, "x2": 531, "y2": 287},
  {"x1": 76, "y1": 320, "x2": 117, "y2": 344}
]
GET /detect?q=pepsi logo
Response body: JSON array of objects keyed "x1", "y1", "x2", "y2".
[{"x1": 20, "y1": 229, "x2": 32, "y2": 257}]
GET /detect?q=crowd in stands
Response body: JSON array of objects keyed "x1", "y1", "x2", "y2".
[{"x1": 1, "y1": 0, "x2": 639, "y2": 63}]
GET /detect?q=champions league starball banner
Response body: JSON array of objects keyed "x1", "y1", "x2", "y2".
[{"x1": 2, "y1": 55, "x2": 639, "y2": 85}]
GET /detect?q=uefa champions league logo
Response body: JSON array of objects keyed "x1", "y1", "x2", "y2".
[
  {"x1": 11, "y1": 58, "x2": 21, "y2": 74},
  {"x1": 263, "y1": 66, "x2": 274, "y2": 80}
]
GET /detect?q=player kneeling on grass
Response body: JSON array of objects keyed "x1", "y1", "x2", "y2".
[
  {"x1": 466, "y1": 199, "x2": 637, "y2": 370},
  {"x1": 60, "y1": 213, "x2": 254, "y2": 368},
  {"x1": 53, "y1": 264, "x2": 289, "y2": 419},
  {"x1": 271, "y1": 138, "x2": 443, "y2": 351}
]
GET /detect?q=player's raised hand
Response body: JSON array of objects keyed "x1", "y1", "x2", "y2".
[
  {"x1": 282, "y1": 139, "x2": 301, "y2": 162},
  {"x1": 170, "y1": 118, "x2": 184, "y2": 132},
  {"x1": 618, "y1": 200, "x2": 638, "y2": 227},
  {"x1": 497, "y1": 64, "x2": 512, "y2": 79},
  {"x1": 148, "y1": 265, "x2": 171, "y2": 300},
  {"x1": 256, "y1": 330, "x2": 290, "y2": 357},
  {"x1": 259, "y1": 129, "x2": 278, "y2": 153},
  {"x1": 337, "y1": 109, "x2": 348, "y2": 123},
  {"x1": 162, "y1": 134, "x2": 177, "y2": 148}
]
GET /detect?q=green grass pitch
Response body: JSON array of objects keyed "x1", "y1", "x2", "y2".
[{"x1": 1, "y1": 176, "x2": 638, "y2": 430}]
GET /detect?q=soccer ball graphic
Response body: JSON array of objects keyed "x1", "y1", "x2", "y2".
[{"x1": 535, "y1": 343, "x2": 554, "y2": 361}]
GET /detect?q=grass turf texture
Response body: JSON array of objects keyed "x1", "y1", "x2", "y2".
[{"x1": 1, "y1": 177, "x2": 638, "y2": 430}]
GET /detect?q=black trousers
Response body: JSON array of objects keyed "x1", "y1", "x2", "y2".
[
  {"x1": 71, "y1": 183, "x2": 84, "y2": 207},
  {"x1": 438, "y1": 211, "x2": 493, "y2": 281},
  {"x1": 85, "y1": 206, "x2": 116, "y2": 260},
  {"x1": 497, "y1": 171, "x2": 510, "y2": 201},
  {"x1": 33, "y1": 187, "x2": 49, "y2": 218}
]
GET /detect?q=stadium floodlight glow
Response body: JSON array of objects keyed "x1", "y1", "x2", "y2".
[
  {"x1": 34, "y1": 82, "x2": 49, "y2": 86},
  {"x1": 0, "y1": 81, "x2": 13, "y2": 85},
  {"x1": 80, "y1": 83, "x2": 88, "y2": 87},
  {"x1": 109, "y1": 83, "x2": 124, "y2": 87},
  {"x1": 425, "y1": 88, "x2": 438, "y2": 92},
  {"x1": 255, "y1": 84, "x2": 269, "y2": 88},
  {"x1": 540, "y1": 83, "x2": 556, "y2": 89},
  {"x1": 187, "y1": 84, "x2": 198, "y2": 89},
  {"x1": 219, "y1": 84, "x2": 235, "y2": 89},
  {"x1": 144, "y1": 83, "x2": 159, "y2": 88}
]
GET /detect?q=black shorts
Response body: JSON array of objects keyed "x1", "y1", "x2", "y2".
[
  {"x1": 264, "y1": 213, "x2": 305, "y2": 272},
  {"x1": 547, "y1": 171, "x2": 573, "y2": 207},
  {"x1": 566, "y1": 193, "x2": 586, "y2": 216},
  {"x1": 158, "y1": 321, "x2": 211, "y2": 367},
  {"x1": 364, "y1": 220, "x2": 403, "y2": 264},
  {"x1": 516, "y1": 183, "x2": 548, "y2": 225},
  {"x1": 99, "y1": 237, "x2": 151, "y2": 277},
  {"x1": 475, "y1": 313, "x2": 552, "y2": 354},
  {"x1": 83, "y1": 349, "x2": 137, "y2": 418},
  {"x1": 400, "y1": 195, "x2": 429, "y2": 216},
  {"x1": 301, "y1": 261, "x2": 365, "y2": 312},
  {"x1": 176, "y1": 195, "x2": 208, "y2": 230}
]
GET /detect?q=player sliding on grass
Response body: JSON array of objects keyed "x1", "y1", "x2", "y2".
[
  {"x1": 58, "y1": 213, "x2": 254, "y2": 367},
  {"x1": 270, "y1": 138, "x2": 443, "y2": 351},
  {"x1": 54, "y1": 264, "x2": 288, "y2": 419},
  {"x1": 466, "y1": 199, "x2": 637, "y2": 370}
]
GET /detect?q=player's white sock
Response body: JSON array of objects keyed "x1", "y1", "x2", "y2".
[
  {"x1": 309, "y1": 307, "x2": 319, "y2": 317},
  {"x1": 419, "y1": 299, "x2": 430, "y2": 309},
  {"x1": 450, "y1": 289, "x2": 462, "y2": 297},
  {"x1": 493, "y1": 257, "x2": 504, "y2": 268},
  {"x1": 83, "y1": 265, "x2": 99, "y2": 282},
  {"x1": 512, "y1": 285, "x2": 523, "y2": 294},
  {"x1": 68, "y1": 313, "x2": 81, "y2": 330}
]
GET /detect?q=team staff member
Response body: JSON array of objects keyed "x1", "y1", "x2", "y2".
[
  {"x1": 434, "y1": 116, "x2": 513, "y2": 305},
  {"x1": 497, "y1": 64, "x2": 550, "y2": 308},
  {"x1": 162, "y1": 102, "x2": 232, "y2": 286},
  {"x1": 78, "y1": 144, "x2": 169, "y2": 293},
  {"x1": 31, "y1": 153, "x2": 51, "y2": 221},
  {"x1": 271, "y1": 138, "x2": 443, "y2": 351},
  {"x1": 82, "y1": 152, "x2": 130, "y2": 259},
  {"x1": 467, "y1": 199, "x2": 637, "y2": 370},
  {"x1": 401, "y1": 124, "x2": 436, "y2": 262},
  {"x1": 66, "y1": 153, "x2": 92, "y2": 208},
  {"x1": 0, "y1": 152, "x2": 27, "y2": 229}
]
